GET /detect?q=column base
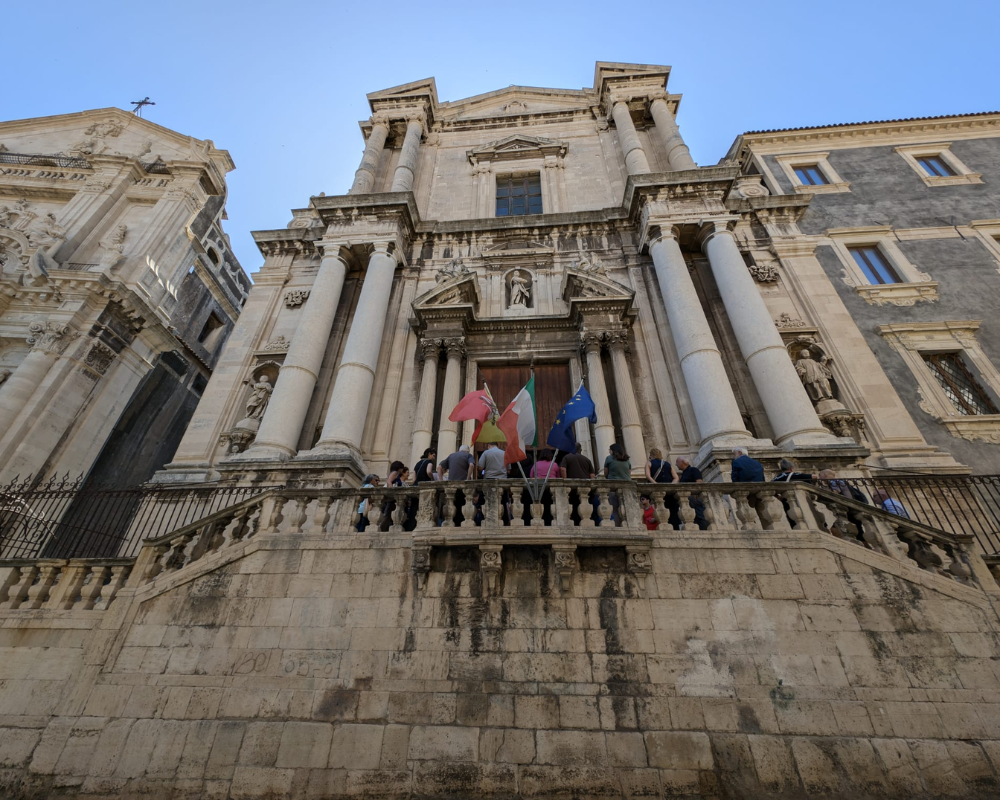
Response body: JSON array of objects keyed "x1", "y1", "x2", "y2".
[
  {"x1": 295, "y1": 442, "x2": 369, "y2": 482},
  {"x1": 151, "y1": 462, "x2": 220, "y2": 485},
  {"x1": 225, "y1": 443, "x2": 296, "y2": 463}
]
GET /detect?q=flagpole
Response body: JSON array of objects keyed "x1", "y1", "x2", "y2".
[{"x1": 537, "y1": 448, "x2": 559, "y2": 504}]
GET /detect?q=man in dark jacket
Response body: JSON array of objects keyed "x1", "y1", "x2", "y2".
[{"x1": 731, "y1": 447, "x2": 765, "y2": 482}]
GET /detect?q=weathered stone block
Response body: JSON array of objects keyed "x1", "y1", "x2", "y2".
[
  {"x1": 645, "y1": 731, "x2": 713, "y2": 770},
  {"x1": 409, "y1": 725, "x2": 479, "y2": 761}
]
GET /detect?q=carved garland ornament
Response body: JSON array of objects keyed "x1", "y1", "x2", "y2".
[
  {"x1": 26, "y1": 321, "x2": 76, "y2": 354},
  {"x1": 83, "y1": 341, "x2": 116, "y2": 375},
  {"x1": 284, "y1": 290, "x2": 310, "y2": 308}
]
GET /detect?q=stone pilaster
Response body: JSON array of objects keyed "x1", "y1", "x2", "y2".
[
  {"x1": 582, "y1": 332, "x2": 615, "y2": 463},
  {"x1": 606, "y1": 331, "x2": 647, "y2": 470},
  {"x1": 435, "y1": 337, "x2": 465, "y2": 459},
  {"x1": 311, "y1": 242, "x2": 399, "y2": 454},
  {"x1": 244, "y1": 245, "x2": 350, "y2": 459},
  {"x1": 610, "y1": 100, "x2": 651, "y2": 176},
  {"x1": 698, "y1": 221, "x2": 836, "y2": 447},
  {"x1": 411, "y1": 339, "x2": 441, "y2": 465},
  {"x1": 350, "y1": 115, "x2": 390, "y2": 194},
  {"x1": 647, "y1": 227, "x2": 751, "y2": 446},
  {"x1": 649, "y1": 95, "x2": 697, "y2": 171},
  {"x1": 390, "y1": 113, "x2": 425, "y2": 193}
]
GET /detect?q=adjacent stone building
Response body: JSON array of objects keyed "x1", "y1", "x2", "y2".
[
  {"x1": 3, "y1": 64, "x2": 1000, "y2": 800},
  {"x1": 0, "y1": 108, "x2": 249, "y2": 488}
]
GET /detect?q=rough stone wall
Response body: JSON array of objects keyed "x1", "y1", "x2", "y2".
[{"x1": 3, "y1": 530, "x2": 1000, "y2": 799}]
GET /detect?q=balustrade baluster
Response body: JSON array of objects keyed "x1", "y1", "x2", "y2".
[
  {"x1": 26, "y1": 563, "x2": 60, "y2": 609},
  {"x1": 94, "y1": 565, "x2": 130, "y2": 610},
  {"x1": 578, "y1": 485, "x2": 595, "y2": 528},
  {"x1": 143, "y1": 544, "x2": 170, "y2": 581},
  {"x1": 509, "y1": 487, "x2": 525, "y2": 528},
  {"x1": 484, "y1": 484, "x2": 500, "y2": 527},
  {"x1": 2, "y1": 566, "x2": 37, "y2": 610},
  {"x1": 596, "y1": 492, "x2": 612, "y2": 527},
  {"x1": 416, "y1": 487, "x2": 436, "y2": 530},
  {"x1": 553, "y1": 485, "x2": 572, "y2": 527},
  {"x1": 79, "y1": 566, "x2": 110, "y2": 610},
  {"x1": 731, "y1": 491, "x2": 756, "y2": 531},
  {"x1": 53, "y1": 563, "x2": 89, "y2": 610},
  {"x1": 648, "y1": 488, "x2": 670, "y2": 530},
  {"x1": 441, "y1": 487, "x2": 457, "y2": 528},
  {"x1": 264, "y1": 495, "x2": 288, "y2": 532},
  {"x1": 530, "y1": 496, "x2": 545, "y2": 527},
  {"x1": 367, "y1": 491, "x2": 384, "y2": 530},
  {"x1": 288, "y1": 496, "x2": 311, "y2": 533},
  {"x1": 0, "y1": 566, "x2": 22, "y2": 607},
  {"x1": 391, "y1": 491, "x2": 408, "y2": 533},
  {"x1": 311, "y1": 495, "x2": 333, "y2": 534},
  {"x1": 698, "y1": 491, "x2": 717, "y2": 530},
  {"x1": 460, "y1": 486, "x2": 479, "y2": 528},
  {"x1": 676, "y1": 489, "x2": 698, "y2": 531}
]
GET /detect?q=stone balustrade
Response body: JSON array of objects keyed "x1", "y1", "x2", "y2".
[
  {"x1": 1, "y1": 480, "x2": 990, "y2": 611},
  {"x1": 0, "y1": 558, "x2": 131, "y2": 611}
]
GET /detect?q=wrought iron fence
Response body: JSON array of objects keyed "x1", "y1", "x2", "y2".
[
  {"x1": 0, "y1": 475, "x2": 274, "y2": 560},
  {"x1": 0, "y1": 151, "x2": 91, "y2": 169},
  {"x1": 817, "y1": 474, "x2": 1000, "y2": 555},
  {"x1": 141, "y1": 161, "x2": 170, "y2": 174}
]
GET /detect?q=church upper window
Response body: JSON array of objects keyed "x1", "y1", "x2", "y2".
[
  {"x1": 923, "y1": 353, "x2": 999, "y2": 416},
  {"x1": 848, "y1": 245, "x2": 901, "y2": 285},
  {"x1": 793, "y1": 164, "x2": 829, "y2": 185},
  {"x1": 496, "y1": 173, "x2": 542, "y2": 216}
]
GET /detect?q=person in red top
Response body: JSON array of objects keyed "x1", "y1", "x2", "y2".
[{"x1": 639, "y1": 494, "x2": 658, "y2": 530}]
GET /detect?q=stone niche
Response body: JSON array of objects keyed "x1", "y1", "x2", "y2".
[{"x1": 222, "y1": 360, "x2": 280, "y2": 454}]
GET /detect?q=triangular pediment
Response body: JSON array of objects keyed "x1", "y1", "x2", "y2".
[
  {"x1": 412, "y1": 266, "x2": 481, "y2": 312},
  {"x1": 439, "y1": 86, "x2": 592, "y2": 122},
  {"x1": 468, "y1": 134, "x2": 568, "y2": 165},
  {"x1": 562, "y1": 265, "x2": 634, "y2": 303}
]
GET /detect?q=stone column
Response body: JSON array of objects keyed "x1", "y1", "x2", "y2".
[
  {"x1": 0, "y1": 322, "x2": 74, "y2": 439},
  {"x1": 410, "y1": 339, "x2": 441, "y2": 465},
  {"x1": 649, "y1": 95, "x2": 697, "y2": 171},
  {"x1": 647, "y1": 228, "x2": 750, "y2": 444},
  {"x1": 699, "y1": 222, "x2": 835, "y2": 446},
  {"x1": 435, "y1": 337, "x2": 465, "y2": 459},
  {"x1": 244, "y1": 246, "x2": 350, "y2": 459},
  {"x1": 606, "y1": 331, "x2": 647, "y2": 468},
  {"x1": 610, "y1": 100, "x2": 651, "y2": 176},
  {"x1": 582, "y1": 332, "x2": 615, "y2": 463},
  {"x1": 314, "y1": 242, "x2": 398, "y2": 452},
  {"x1": 390, "y1": 113, "x2": 424, "y2": 193},
  {"x1": 350, "y1": 116, "x2": 390, "y2": 194}
]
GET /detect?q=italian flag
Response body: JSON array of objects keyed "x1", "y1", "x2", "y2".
[{"x1": 497, "y1": 376, "x2": 536, "y2": 466}]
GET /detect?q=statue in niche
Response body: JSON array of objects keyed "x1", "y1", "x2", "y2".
[
  {"x1": 795, "y1": 348, "x2": 835, "y2": 403},
  {"x1": 245, "y1": 375, "x2": 273, "y2": 420},
  {"x1": 509, "y1": 269, "x2": 531, "y2": 307}
]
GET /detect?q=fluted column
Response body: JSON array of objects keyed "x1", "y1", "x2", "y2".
[
  {"x1": 244, "y1": 246, "x2": 349, "y2": 459},
  {"x1": 699, "y1": 222, "x2": 835, "y2": 446},
  {"x1": 350, "y1": 116, "x2": 390, "y2": 194},
  {"x1": 649, "y1": 95, "x2": 697, "y2": 171},
  {"x1": 313, "y1": 242, "x2": 399, "y2": 452},
  {"x1": 610, "y1": 100, "x2": 651, "y2": 176},
  {"x1": 582, "y1": 332, "x2": 615, "y2": 462},
  {"x1": 390, "y1": 113, "x2": 425, "y2": 193},
  {"x1": 435, "y1": 337, "x2": 465, "y2": 459},
  {"x1": 0, "y1": 322, "x2": 74, "y2": 439},
  {"x1": 647, "y1": 228, "x2": 750, "y2": 444},
  {"x1": 606, "y1": 332, "x2": 646, "y2": 469},
  {"x1": 411, "y1": 339, "x2": 441, "y2": 465}
]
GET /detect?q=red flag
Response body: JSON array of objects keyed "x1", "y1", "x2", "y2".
[{"x1": 448, "y1": 389, "x2": 495, "y2": 422}]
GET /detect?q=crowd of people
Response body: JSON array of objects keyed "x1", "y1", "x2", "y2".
[{"x1": 354, "y1": 442, "x2": 911, "y2": 536}]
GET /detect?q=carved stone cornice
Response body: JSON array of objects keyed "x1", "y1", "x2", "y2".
[{"x1": 467, "y1": 135, "x2": 569, "y2": 166}]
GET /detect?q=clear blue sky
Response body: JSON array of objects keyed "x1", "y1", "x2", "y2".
[{"x1": 4, "y1": 0, "x2": 997, "y2": 273}]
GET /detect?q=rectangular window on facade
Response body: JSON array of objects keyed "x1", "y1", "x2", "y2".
[
  {"x1": 793, "y1": 164, "x2": 829, "y2": 186},
  {"x1": 923, "y1": 353, "x2": 1000, "y2": 416},
  {"x1": 848, "y1": 245, "x2": 902, "y2": 285},
  {"x1": 496, "y1": 173, "x2": 542, "y2": 216},
  {"x1": 916, "y1": 155, "x2": 957, "y2": 178}
]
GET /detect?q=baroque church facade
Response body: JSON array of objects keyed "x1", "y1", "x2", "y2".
[{"x1": 3, "y1": 63, "x2": 1000, "y2": 800}]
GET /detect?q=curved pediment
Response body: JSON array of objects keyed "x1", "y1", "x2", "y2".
[
  {"x1": 468, "y1": 134, "x2": 568, "y2": 165},
  {"x1": 561, "y1": 257, "x2": 634, "y2": 303}
]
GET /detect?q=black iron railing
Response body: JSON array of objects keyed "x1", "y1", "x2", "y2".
[
  {"x1": 0, "y1": 152, "x2": 91, "y2": 170},
  {"x1": 141, "y1": 161, "x2": 170, "y2": 174},
  {"x1": 817, "y1": 474, "x2": 1000, "y2": 555},
  {"x1": 0, "y1": 475, "x2": 273, "y2": 560}
]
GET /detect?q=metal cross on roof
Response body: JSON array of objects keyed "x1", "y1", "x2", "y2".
[{"x1": 130, "y1": 97, "x2": 156, "y2": 117}]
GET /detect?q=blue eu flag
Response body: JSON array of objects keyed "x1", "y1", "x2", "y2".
[{"x1": 546, "y1": 384, "x2": 598, "y2": 452}]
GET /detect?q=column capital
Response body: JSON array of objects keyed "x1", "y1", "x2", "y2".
[
  {"x1": 696, "y1": 219, "x2": 739, "y2": 251},
  {"x1": 369, "y1": 112, "x2": 391, "y2": 129},
  {"x1": 605, "y1": 330, "x2": 630, "y2": 352},
  {"x1": 368, "y1": 240, "x2": 401, "y2": 264},
  {"x1": 442, "y1": 336, "x2": 466, "y2": 359},
  {"x1": 580, "y1": 330, "x2": 605, "y2": 354},
  {"x1": 645, "y1": 223, "x2": 683, "y2": 248},
  {"x1": 419, "y1": 337, "x2": 442, "y2": 361},
  {"x1": 318, "y1": 241, "x2": 352, "y2": 263},
  {"x1": 26, "y1": 321, "x2": 77, "y2": 354},
  {"x1": 647, "y1": 92, "x2": 670, "y2": 106}
]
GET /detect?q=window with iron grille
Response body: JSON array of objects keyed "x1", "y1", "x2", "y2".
[
  {"x1": 793, "y1": 164, "x2": 829, "y2": 186},
  {"x1": 496, "y1": 173, "x2": 542, "y2": 217},
  {"x1": 848, "y1": 245, "x2": 902, "y2": 285},
  {"x1": 923, "y1": 353, "x2": 999, "y2": 416},
  {"x1": 915, "y1": 155, "x2": 956, "y2": 178}
]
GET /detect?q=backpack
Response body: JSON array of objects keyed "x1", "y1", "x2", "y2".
[{"x1": 848, "y1": 486, "x2": 869, "y2": 505}]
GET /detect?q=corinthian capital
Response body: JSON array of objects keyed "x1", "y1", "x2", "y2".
[
  {"x1": 443, "y1": 337, "x2": 466, "y2": 358},
  {"x1": 419, "y1": 338, "x2": 443, "y2": 360},
  {"x1": 26, "y1": 321, "x2": 77, "y2": 354},
  {"x1": 605, "y1": 330, "x2": 630, "y2": 350},
  {"x1": 580, "y1": 331, "x2": 605, "y2": 354}
]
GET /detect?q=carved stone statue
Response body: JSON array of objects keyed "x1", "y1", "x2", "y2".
[
  {"x1": 0, "y1": 368, "x2": 11, "y2": 388},
  {"x1": 0, "y1": 206, "x2": 12, "y2": 228},
  {"x1": 795, "y1": 348, "x2": 835, "y2": 402},
  {"x1": 30, "y1": 214, "x2": 67, "y2": 249},
  {"x1": 99, "y1": 225, "x2": 128, "y2": 266},
  {"x1": 435, "y1": 258, "x2": 470, "y2": 284},
  {"x1": 245, "y1": 376, "x2": 273, "y2": 420},
  {"x1": 509, "y1": 270, "x2": 531, "y2": 307}
]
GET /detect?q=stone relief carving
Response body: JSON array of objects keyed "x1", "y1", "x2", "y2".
[
  {"x1": 0, "y1": 198, "x2": 35, "y2": 232},
  {"x1": 83, "y1": 341, "x2": 116, "y2": 375},
  {"x1": 774, "y1": 312, "x2": 807, "y2": 329},
  {"x1": 26, "y1": 321, "x2": 76, "y2": 354},
  {"x1": 67, "y1": 119, "x2": 125, "y2": 157},
  {"x1": 245, "y1": 376, "x2": 273, "y2": 420},
  {"x1": 28, "y1": 213, "x2": 66, "y2": 249},
  {"x1": 263, "y1": 336, "x2": 290, "y2": 352},
  {"x1": 430, "y1": 286, "x2": 465, "y2": 305},
  {"x1": 508, "y1": 269, "x2": 532, "y2": 308},
  {"x1": 501, "y1": 100, "x2": 528, "y2": 114},
  {"x1": 572, "y1": 254, "x2": 608, "y2": 276},
  {"x1": 794, "y1": 348, "x2": 835, "y2": 403},
  {"x1": 435, "y1": 258, "x2": 471, "y2": 283},
  {"x1": 284, "y1": 290, "x2": 310, "y2": 308},
  {"x1": 748, "y1": 260, "x2": 779, "y2": 282}
]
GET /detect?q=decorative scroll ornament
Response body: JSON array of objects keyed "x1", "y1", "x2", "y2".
[
  {"x1": 27, "y1": 321, "x2": 76, "y2": 354},
  {"x1": 263, "y1": 335, "x2": 290, "y2": 352},
  {"x1": 284, "y1": 289, "x2": 310, "y2": 308},
  {"x1": 83, "y1": 341, "x2": 116, "y2": 375},
  {"x1": 774, "y1": 312, "x2": 807, "y2": 329}
]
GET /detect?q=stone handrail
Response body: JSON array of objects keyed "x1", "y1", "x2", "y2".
[
  {"x1": 3, "y1": 479, "x2": 992, "y2": 605},
  {"x1": 0, "y1": 558, "x2": 132, "y2": 611}
]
